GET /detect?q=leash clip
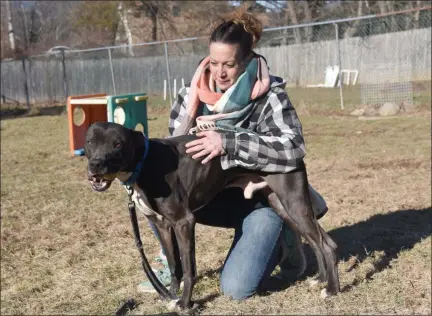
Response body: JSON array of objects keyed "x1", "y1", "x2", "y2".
[
  {"x1": 127, "y1": 186, "x2": 134, "y2": 198},
  {"x1": 127, "y1": 186, "x2": 135, "y2": 210}
]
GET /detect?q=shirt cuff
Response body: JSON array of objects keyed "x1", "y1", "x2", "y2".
[{"x1": 221, "y1": 132, "x2": 237, "y2": 157}]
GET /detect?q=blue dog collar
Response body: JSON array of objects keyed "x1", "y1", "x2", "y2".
[{"x1": 121, "y1": 135, "x2": 149, "y2": 186}]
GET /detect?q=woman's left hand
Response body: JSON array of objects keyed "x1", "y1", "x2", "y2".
[{"x1": 185, "y1": 131, "x2": 226, "y2": 164}]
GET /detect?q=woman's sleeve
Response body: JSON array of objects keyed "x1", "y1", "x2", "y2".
[
  {"x1": 168, "y1": 86, "x2": 190, "y2": 137},
  {"x1": 220, "y1": 90, "x2": 306, "y2": 173}
]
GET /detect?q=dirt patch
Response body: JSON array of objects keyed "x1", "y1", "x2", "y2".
[{"x1": 1, "y1": 102, "x2": 66, "y2": 120}]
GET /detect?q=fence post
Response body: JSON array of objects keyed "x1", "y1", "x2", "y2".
[
  {"x1": 164, "y1": 42, "x2": 173, "y2": 106},
  {"x1": 108, "y1": 48, "x2": 117, "y2": 95},
  {"x1": 21, "y1": 57, "x2": 30, "y2": 109},
  {"x1": 60, "y1": 48, "x2": 68, "y2": 102},
  {"x1": 334, "y1": 23, "x2": 344, "y2": 110}
]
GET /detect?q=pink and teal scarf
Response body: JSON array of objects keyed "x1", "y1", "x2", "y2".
[{"x1": 173, "y1": 54, "x2": 271, "y2": 136}]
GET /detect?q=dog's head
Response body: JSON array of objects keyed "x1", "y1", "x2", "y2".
[{"x1": 84, "y1": 122, "x2": 144, "y2": 192}]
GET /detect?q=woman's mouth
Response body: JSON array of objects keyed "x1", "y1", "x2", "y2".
[{"x1": 217, "y1": 79, "x2": 230, "y2": 86}]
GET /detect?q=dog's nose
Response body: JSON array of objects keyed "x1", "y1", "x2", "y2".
[{"x1": 89, "y1": 159, "x2": 103, "y2": 172}]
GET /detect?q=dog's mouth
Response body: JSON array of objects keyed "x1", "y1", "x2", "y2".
[{"x1": 88, "y1": 175, "x2": 115, "y2": 192}]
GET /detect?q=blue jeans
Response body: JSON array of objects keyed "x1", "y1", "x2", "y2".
[
  {"x1": 148, "y1": 188, "x2": 284, "y2": 300},
  {"x1": 219, "y1": 206, "x2": 282, "y2": 299}
]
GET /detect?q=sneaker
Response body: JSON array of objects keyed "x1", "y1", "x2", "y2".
[
  {"x1": 275, "y1": 187, "x2": 328, "y2": 280},
  {"x1": 137, "y1": 250, "x2": 172, "y2": 293},
  {"x1": 137, "y1": 253, "x2": 185, "y2": 293},
  {"x1": 137, "y1": 264, "x2": 172, "y2": 293},
  {"x1": 276, "y1": 225, "x2": 302, "y2": 279}
]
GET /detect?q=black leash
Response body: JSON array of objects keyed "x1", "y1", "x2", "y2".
[
  {"x1": 126, "y1": 186, "x2": 176, "y2": 300},
  {"x1": 115, "y1": 298, "x2": 179, "y2": 316},
  {"x1": 115, "y1": 299, "x2": 136, "y2": 316},
  {"x1": 115, "y1": 187, "x2": 178, "y2": 316}
]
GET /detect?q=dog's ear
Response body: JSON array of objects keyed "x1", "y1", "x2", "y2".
[{"x1": 130, "y1": 129, "x2": 145, "y2": 149}]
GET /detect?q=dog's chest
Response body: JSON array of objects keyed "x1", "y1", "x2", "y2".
[{"x1": 123, "y1": 184, "x2": 163, "y2": 221}]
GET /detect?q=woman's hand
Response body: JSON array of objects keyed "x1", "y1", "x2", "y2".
[{"x1": 185, "y1": 131, "x2": 226, "y2": 164}]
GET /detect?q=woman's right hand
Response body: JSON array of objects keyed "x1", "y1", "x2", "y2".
[{"x1": 185, "y1": 131, "x2": 226, "y2": 164}]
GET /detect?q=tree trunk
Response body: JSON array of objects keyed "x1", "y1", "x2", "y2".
[
  {"x1": 117, "y1": 2, "x2": 134, "y2": 56},
  {"x1": 144, "y1": 3, "x2": 158, "y2": 42},
  {"x1": 6, "y1": 0, "x2": 16, "y2": 53},
  {"x1": 386, "y1": 1, "x2": 397, "y2": 32},
  {"x1": 344, "y1": 1, "x2": 363, "y2": 38},
  {"x1": 414, "y1": 0, "x2": 421, "y2": 29},
  {"x1": 150, "y1": 14, "x2": 157, "y2": 41},
  {"x1": 377, "y1": 1, "x2": 388, "y2": 33},
  {"x1": 405, "y1": 1, "x2": 413, "y2": 30},
  {"x1": 378, "y1": 1, "x2": 387, "y2": 14},
  {"x1": 20, "y1": 2, "x2": 29, "y2": 53},
  {"x1": 302, "y1": 1, "x2": 313, "y2": 42},
  {"x1": 286, "y1": 1, "x2": 301, "y2": 44}
]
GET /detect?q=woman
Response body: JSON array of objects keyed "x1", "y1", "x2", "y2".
[{"x1": 138, "y1": 12, "x2": 328, "y2": 300}]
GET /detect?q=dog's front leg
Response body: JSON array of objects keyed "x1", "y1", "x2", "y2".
[
  {"x1": 173, "y1": 212, "x2": 196, "y2": 309},
  {"x1": 150, "y1": 218, "x2": 183, "y2": 295}
]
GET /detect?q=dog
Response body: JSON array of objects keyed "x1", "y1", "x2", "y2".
[{"x1": 84, "y1": 121, "x2": 340, "y2": 309}]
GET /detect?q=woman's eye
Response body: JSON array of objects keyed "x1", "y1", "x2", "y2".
[{"x1": 210, "y1": 62, "x2": 218, "y2": 66}]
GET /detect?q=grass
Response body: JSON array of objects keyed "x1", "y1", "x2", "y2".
[{"x1": 1, "y1": 86, "x2": 431, "y2": 315}]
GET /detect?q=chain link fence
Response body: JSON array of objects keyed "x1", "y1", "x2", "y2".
[{"x1": 1, "y1": 7, "x2": 430, "y2": 111}]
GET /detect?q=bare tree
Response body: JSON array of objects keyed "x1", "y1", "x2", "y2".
[
  {"x1": 31, "y1": 1, "x2": 80, "y2": 53},
  {"x1": 378, "y1": 0, "x2": 387, "y2": 14},
  {"x1": 386, "y1": 1, "x2": 398, "y2": 32},
  {"x1": 19, "y1": 2, "x2": 29, "y2": 51},
  {"x1": 414, "y1": 0, "x2": 422, "y2": 29},
  {"x1": 178, "y1": 1, "x2": 234, "y2": 36},
  {"x1": 116, "y1": 1, "x2": 134, "y2": 56},
  {"x1": 5, "y1": 0, "x2": 16, "y2": 53},
  {"x1": 71, "y1": 1, "x2": 121, "y2": 47},
  {"x1": 286, "y1": 1, "x2": 302, "y2": 44},
  {"x1": 302, "y1": 1, "x2": 314, "y2": 42},
  {"x1": 123, "y1": 1, "x2": 176, "y2": 42},
  {"x1": 144, "y1": 2, "x2": 159, "y2": 41},
  {"x1": 344, "y1": 1, "x2": 363, "y2": 38}
]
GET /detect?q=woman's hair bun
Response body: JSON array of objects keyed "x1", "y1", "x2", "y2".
[
  {"x1": 229, "y1": 12, "x2": 263, "y2": 47},
  {"x1": 209, "y1": 11, "x2": 264, "y2": 58}
]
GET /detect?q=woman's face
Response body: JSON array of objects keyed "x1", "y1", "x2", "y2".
[{"x1": 209, "y1": 42, "x2": 246, "y2": 91}]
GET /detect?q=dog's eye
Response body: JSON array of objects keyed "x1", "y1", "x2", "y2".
[{"x1": 114, "y1": 142, "x2": 122, "y2": 148}]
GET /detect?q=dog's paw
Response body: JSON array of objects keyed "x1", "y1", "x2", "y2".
[
  {"x1": 175, "y1": 299, "x2": 191, "y2": 310},
  {"x1": 320, "y1": 288, "x2": 330, "y2": 299},
  {"x1": 166, "y1": 298, "x2": 180, "y2": 311}
]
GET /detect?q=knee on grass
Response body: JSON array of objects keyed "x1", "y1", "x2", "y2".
[{"x1": 220, "y1": 277, "x2": 255, "y2": 301}]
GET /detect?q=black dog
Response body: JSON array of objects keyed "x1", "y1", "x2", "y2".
[{"x1": 84, "y1": 121, "x2": 340, "y2": 309}]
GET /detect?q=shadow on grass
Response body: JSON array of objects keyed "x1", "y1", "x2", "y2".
[
  {"x1": 131, "y1": 208, "x2": 430, "y2": 313},
  {"x1": 1, "y1": 105, "x2": 66, "y2": 120},
  {"x1": 262, "y1": 207, "x2": 432, "y2": 293}
]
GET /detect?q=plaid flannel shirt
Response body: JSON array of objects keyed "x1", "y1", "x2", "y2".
[{"x1": 168, "y1": 76, "x2": 306, "y2": 173}]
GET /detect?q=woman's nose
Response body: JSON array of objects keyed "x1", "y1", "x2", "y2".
[{"x1": 217, "y1": 65, "x2": 226, "y2": 77}]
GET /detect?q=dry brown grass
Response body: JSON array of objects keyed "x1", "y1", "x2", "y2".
[{"x1": 1, "y1": 92, "x2": 431, "y2": 315}]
